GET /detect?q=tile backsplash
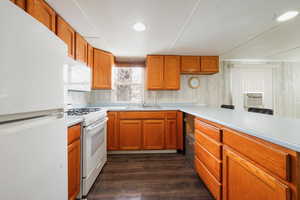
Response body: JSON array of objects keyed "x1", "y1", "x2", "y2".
[
  {"x1": 88, "y1": 73, "x2": 225, "y2": 107},
  {"x1": 65, "y1": 69, "x2": 226, "y2": 107},
  {"x1": 65, "y1": 90, "x2": 90, "y2": 107}
]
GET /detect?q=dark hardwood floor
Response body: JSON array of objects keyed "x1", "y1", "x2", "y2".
[{"x1": 87, "y1": 153, "x2": 214, "y2": 200}]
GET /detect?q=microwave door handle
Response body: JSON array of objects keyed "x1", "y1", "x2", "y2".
[{"x1": 86, "y1": 118, "x2": 108, "y2": 132}]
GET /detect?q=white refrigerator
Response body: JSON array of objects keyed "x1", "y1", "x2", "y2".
[{"x1": 0, "y1": 1, "x2": 68, "y2": 200}]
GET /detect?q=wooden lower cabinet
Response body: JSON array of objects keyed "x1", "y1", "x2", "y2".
[
  {"x1": 143, "y1": 120, "x2": 165, "y2": 150},
  {"x1": 107, "y1": 111, "x2": 183, "y2": 151},
  {"x1": 195, "y1": 156, "x2": 222, "y2": 200},
  {"x1": 119, "y1": 120, "x2": 142, "y2": 150},
  {"x1": 68, "y1": 139, "x2": 81, "y2": 200},
  {"x1": 223, "y1": 147, "x2": 290, "y2": 200},
  {"x1": 165, "y1": 119, "x2": 177, "y2": 149},
  {"x1": 194, "y1": 118, "x2": 298, "y2": 200},
  {"x1": 68, "y1": 124, "x2": 81, "y2": 200},
  {"x1": 107, "y1": 112, "x2": 119, "y2": 150}
]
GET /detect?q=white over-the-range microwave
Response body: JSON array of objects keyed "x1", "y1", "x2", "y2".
[{"x1": 63, "y1": 57, "x2": 91, "y2": 92}]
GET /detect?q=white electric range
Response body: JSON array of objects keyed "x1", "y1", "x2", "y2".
[{"x1": 67, "y1": 107, "x2": 108, "y2": 198}]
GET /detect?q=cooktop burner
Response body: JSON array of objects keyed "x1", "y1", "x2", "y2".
[{"x1": 67, "y1": 108, "x2": 102, "y2": 116}]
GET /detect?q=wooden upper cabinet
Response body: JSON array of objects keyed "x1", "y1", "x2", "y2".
[
  {"x1": 93, "y1": 49, "x2": 113, "y2": 89},
  {"x1": 56, "y1": 16, "x2": 75, "y2": 58},
  {"x1": 181, "y1": 56, "x2": 201, "y2": 73},
  {"x1": 223, "y1": 147, "x2": 290, "y2": 200},
  {"x1": 201, "y1": 56, "x2": 219, "y2": 74},
  {"x1": 119, "y1": 120, "x2": 142, "y2": 150},
  {"x1": 75, "y1": 33, "x2": 88, "y2": 64},
  {"x1": 143, "y1": 120, "x2": 165, "y2": 150},
  {"x1": 27, "y1": 0, "x2": 56, "y2": 32},
  {"x1": 164, "y1": 56, "x2": 180, "y2": 90},
  {"x1": 146, "y1": 55, "x2": 164, "y2": 90},
  {"x1": 87, "y1": 44, "x2": 94, "y2": 68},
  {"x1": 10, "y1": 0, "x2": 26, "y2": 10}
]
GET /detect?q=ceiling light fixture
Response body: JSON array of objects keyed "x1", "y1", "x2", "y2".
[
  {"x1": 133, "y1": 22, "x2": 146, "y2": 32},
  {"x1": 277, "y1": 11, "x2": 299, "y2": 22}
]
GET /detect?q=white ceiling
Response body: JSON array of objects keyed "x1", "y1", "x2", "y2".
[{"x1": 46, "y1": 0, "x2": 300, "y2": 61}]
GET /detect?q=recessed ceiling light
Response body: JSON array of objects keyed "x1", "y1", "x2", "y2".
[
  {"x1": 133, "y1": 22, "x2": 146, "y2": 32},
  {"x1": 277, "y1": 11, "x2": 299, "y2": 22}
]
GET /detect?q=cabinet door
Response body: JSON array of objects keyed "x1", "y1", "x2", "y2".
[
  {"x1": 10, "y1": 0, "x2": 26, "y2": 10},
  {"x1": 164, "y1": 56, "x2": 180, "y2": 90},
  {"x1": 119, "y1": 120, "x2": 142, "y2": 150},
  {"x1": 181, "y1": 56, "x2": 200, "y2": 73},
  {"x1": 201, "y1": 56, "x2": 219, "y2": 74},
  {"x1": 27, "y1": 0, "x2": 56, "y2": 32},
  {"x1": 68, "y1": 139, "x2": 81, "y2": 200},
  {"x1": 107, "y1": 112, "x2": 119, "y2": 150},
  {"x1": 75, "y1": 33, "x2": 88, "y2": 64},
  {"x1": 93, "y1": 49, "x2": 113, "y2": 89},
  {"x1": 223, "y1": 148, "x2": 290, "y2": 200},
  {"x1": 146, "y1": 55, "x2": 164, "y2": 90},
  {"x1": 87, "y1": 44, "x2": 94, "y2": 68},
  {"x1": 143, "y1": 120, "x2": 165, "y2": 150},
  {"x1": 165, "y1": 119, "x2": 177, "y2": 149},
  {"x1": 56, "y1": 16, "x2": 75, "y2": 58}
]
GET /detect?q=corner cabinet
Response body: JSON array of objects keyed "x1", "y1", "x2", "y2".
[
  {"x1": 146, "y1": 55, "x2": 180, "y2": 90},
  {"x1": 67, "y1": 124, "x2": 81, "y2": 200},
  {"x1": 93, "y1": 49, "x2": 113, "y2": 89},
  {"x1": 223, "y1": 148, "x2": 290, "y2": 200},
  {"x1": 27, "y1": 0, "x2": 56, "y2": 32},
  {"x1": 56, "y1": 16, "x2": 75, "y2": 58}
]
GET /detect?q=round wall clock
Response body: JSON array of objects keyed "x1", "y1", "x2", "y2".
[{"x1": 188, "y1": 77, "x2": 200, "y2": 89}]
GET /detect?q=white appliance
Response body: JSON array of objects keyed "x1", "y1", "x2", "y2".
[
  {"x1": 66, "y1": 108, "x2": 107, "y2": 197},
  {"x1": 64, "y1": 58, "x2": 91, "y2": 92},
  {"x1": 0, "y1": 1, "x2": 68, "y2": 200}
]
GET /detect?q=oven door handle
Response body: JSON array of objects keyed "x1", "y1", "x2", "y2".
[{"x1": 86, "y1": 118, "x2": 108, "y2": 132}]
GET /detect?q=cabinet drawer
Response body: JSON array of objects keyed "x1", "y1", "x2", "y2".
[
  {"x1": 195, "y1": 118, "x2": 221, "y2": 142},
  {"x1": 195, "y1": 157, "x2": 222, "y2": 200},
  {"x1": 68, "y1": 124, "x2": 81, "y2": 145},
  {"x1": 195, "y1": 142, "x2": 222, "y2": 181},
  {"x1": 119, "y1": 112, "x2": 165, "y2": 119},
  {"x1": 195, "y1": 130, "x2": 222, "y2": 159},
  {"x1": 165, "y1": 112, "x2": 177, "y2": 119},
  {"x1": 223, "y1": 128, "x2": 290, "y2": 181}
]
